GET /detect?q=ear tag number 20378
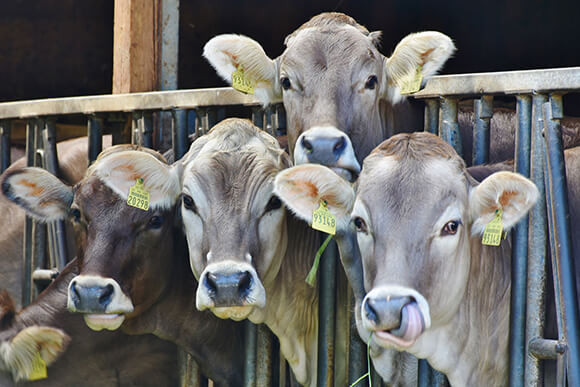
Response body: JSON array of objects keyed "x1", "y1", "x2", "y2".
[{"x1": 127, "y1": 178, "x2": 150, "y2": 211}]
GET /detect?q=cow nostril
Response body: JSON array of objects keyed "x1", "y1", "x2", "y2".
[
  {"x1": 71, "y1": 281, "x2": 80, "y2": 300},
  {"x1": 205, "y1": 273, "x2": 218, "y2": 294},
  {"x1": 98, "y1": 284, "x2": 114, "y2": 306},
  {"x1": 301, "y1": 137, "x2": 313, "y2": 153},
  {"x1": 364, "y1": 299, "x2": 378, "y2": 325},
  {"x1": 333, "y1": 136, "x2": 346, "y2": 153},
  {"x1": 238, "y1": 271, "x2": 252, "y2": 296}
]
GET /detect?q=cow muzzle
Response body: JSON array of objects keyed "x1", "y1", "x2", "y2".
[
  {"x1": 196, "y1": 261, "x2": 266, "y2": 321},
  {"x1": 361, "y1": 286, "x2": 430, "y2": 349},
  {"x1": 294, "y1": 126, "x2": 361, "y2": 182},
  {"x1": 67, "y1": 275, "x2": 134, "y2": 331}
]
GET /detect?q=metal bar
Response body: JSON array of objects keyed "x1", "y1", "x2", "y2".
[
  {"x1": 424, "y1": 99, "x2": 440, "y2": 134},
  {"x1": 159, "y1": 0, "x2": 179, "y2": 92},
  {"x1": 88, "y1": 114, "x2": 103, "y2": 164},
  {"x1": 251, "y1": 107, "x2": 264, "y2": 130},
  {"x1": 42, "y1": 119, "x2": 68, "y2": 270},
  {"x1": 21, "y1": 120, "x2": 37, "y2": 306},
  {"x1": 472, "y1": 95, "x2": 493, "y2": 165},
  {"x1": 139, "y1": 111, "x2": 154, "y2": 148},
  {"x1": 543, "y1": 95, "x2": 580, "y2": 386},
  {"x1": 413, "y1": 67, "x2": 580, "y2": 98},
  {"x1": 529, "y1": 338, "x2": 566, "y2": 360},
  {"x1": 171, "y1": 109, "x2": 188, "y2": 161},
  {"x1": 317, "y1": 238, "x2": 337, "y2": 386},
  {"x1": 132, "y1": 112, "x2": 141, "y2": 145},
  {"x1": 524, "y1": 93, "x2": 549, "y2": 386},
  {"x1": 256, "y1": 324, "x2": 273, "y2": 386},
  {"x1": 439, "y1": 98, "x2": 462, "y2": 158},
  {"x1": 244, "y1": 321, "x2": 257, "y2": 387},
  {"x1": 508, "y1": 95, "x2": 532, "y2": 387},
  {"x1": 0, "y1": 120, "x2": 11, "y2": 172},
  {"x1": 347, "y1": 290, "x2": 365, "y2": 385}
]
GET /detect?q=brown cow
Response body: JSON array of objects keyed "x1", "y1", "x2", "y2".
[
  {"x1": 1, "y1": 145, "x2": 245, "y2": 386},
  {"x1": 274, "y1": 132, "x2": 542, "y2": 386}
]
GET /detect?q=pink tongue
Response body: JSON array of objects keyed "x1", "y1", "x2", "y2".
[{"x1": 401, "y1": 303, "x2": 424, "y2": 342}]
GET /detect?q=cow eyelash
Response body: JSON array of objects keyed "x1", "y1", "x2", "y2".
[
  {"x1": 353, "y1": 216, "x2": 367, "y2": 233},
  {"x1": 280, "y1": 76, "x2": 292, "y2": 91},
  {"x1": 70, "y1": 207, "x2": 82, "y2": 223},
  {"x1": 265, "y1": 195, "x2": 283, "y2": 213},
  {"x1": 365, "y1": 75, "x2": 378, "y2": 90},
  {"x1": 148, "y1": 215, "x2": 164, "y2": 230},
  {"x1": 441, "y1": 220, "x2": 462, "y2": 236},
  {"x1": 182, "y1": 194, "x2": 197, "y2": 214}
]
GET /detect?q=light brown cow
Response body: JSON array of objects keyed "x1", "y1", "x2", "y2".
[
  {"x1": 204, "y1": 12, "x2": 454, "y2": 180},
  {"x1": 274, "y1": 132, "x2": 539, "y2": 386}
]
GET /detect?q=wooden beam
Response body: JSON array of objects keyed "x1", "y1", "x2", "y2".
[{"x1": 113, "y1": 0, "x2": 160, "y2": 93}]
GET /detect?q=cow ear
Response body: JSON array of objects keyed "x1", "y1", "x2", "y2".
[
  {"x1": 470, "y1": 171, "x2": 539, "y2": 235},
  {"x1": 1, "y1": 167, "x2": 73, "y2": 221},
  {"x1": 383, "y1": 31, "x2": 455, "y2": 103},
  {"x1": 274, "y1": 164, "x2": 355, "y2": 229},
  {"x1": 0, "y1": 325, "x2": 70, "y2": 381},
  {"x1": 92, "y1": 151, "x2": 181, "y2": 211},
  {"x1": 204, "y1": 34, "x2": 280, "y2": 106}
]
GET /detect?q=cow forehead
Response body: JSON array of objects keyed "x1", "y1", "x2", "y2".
[
  {"x1": 281, "y1": 27, "x2": 381, "y2": 74},
  {"x1": 357, "y1": 157, "x2": 469, "y2": 228}
]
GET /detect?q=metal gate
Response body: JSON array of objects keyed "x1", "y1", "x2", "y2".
[{"x1": 0, "y1": 66, "x2": 579, "y2": 386}]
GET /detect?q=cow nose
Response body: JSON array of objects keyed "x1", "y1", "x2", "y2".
[
  {"x1": 70, "y1": 281, "x2": 114, "y2": 313},
  {"x1": 204, "y1": 271, "x2": 253, "y2": 307},
  {"x1": 300, "y1": 134, "x2": 347, "y2": 165},
  {"x1": 364, "y1": 296, "x2": 413, "y2": 331}
]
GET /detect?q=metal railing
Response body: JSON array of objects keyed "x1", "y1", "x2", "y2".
[{"x1": 0, "y1": 66, "x2": 579, "y2": 386}]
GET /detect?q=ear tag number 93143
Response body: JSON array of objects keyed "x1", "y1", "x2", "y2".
[
  {"x1": 312, "y1": 200, "x2": 336, "y2": 236},
  {"x1": 127, "y1": 178, "x2": 150, "y2": 211}
]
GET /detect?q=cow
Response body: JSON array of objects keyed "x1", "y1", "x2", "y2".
[
  {"x1": 274, "y1": 132, "x2": 544, "y2": 386},
  {"x1": 1, "y1": 144, "x2": 246, "y2": 386},
  {"x1": 203, "y1": 12, "x2": 580, "y2": 176}
]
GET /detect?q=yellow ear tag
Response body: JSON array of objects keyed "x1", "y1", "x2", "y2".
[
  {"x1": 127, "y1": 178, "x2": 150, "y2": 211},
  {"x1": 312, "y1": 200, "x2": 336, "y2": 235},
  {"x1": 28, "y1": 352, "x2": 47, "y2": 381},
  {"x1": 399, "y1": 65, "x2": 423, "y2": 95},
  {"x1": 232, "y1": 67, "x2": 255, "y2": 94},
  {"x1": 482, "y1": 208, "x2": 504, "y2": 246}
]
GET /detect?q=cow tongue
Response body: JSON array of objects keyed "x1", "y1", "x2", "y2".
[{"x1": 389, "y1": 302, "x2": 424, "y2": 343}]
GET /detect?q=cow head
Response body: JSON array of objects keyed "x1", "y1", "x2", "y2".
[
  {"x1": 1, "y1": 146, "x2": 181, "y2": 331},
  {"x1": 179, "y1": 119, "x2": 291, "y2": 322},
  {"x1": 204, "y1": 12, "x2": 455, "y2": 180},
  {"x1": 275, "y1": 132, "x2": 538, "y2": 375}
]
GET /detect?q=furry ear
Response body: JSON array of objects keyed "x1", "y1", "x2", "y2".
[
  {"x1": 274, "y1": 164, "x2": 355, "y2": 230},
  {"x1": 204, "y1": 34, "x2": 280, "y2": 106},
  {"x1": 91, "y1": 151, "x2": 181, "y2": 211},
  {"x1": 1, "y1": 168, "x2": 72, "y2": 221},
  {"x1": 384, "y1": 31, "x2": 455, "y2": 103},
  {"x1": 0, "y1": 326, "x2": 70, "y2": 381},
  {"x1": 470, "y1": 171, "x2": 539, "y2": 235}
]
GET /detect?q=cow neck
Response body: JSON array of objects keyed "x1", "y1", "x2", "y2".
[
  {"x1": 121, "y1": 232, "x2": 245, "y2": 386},
  {"x1": 261, "y1": 214, "x2": 320, "y2": 386},
  {"x1": 419, "y1": 239, "x2": 511, "y2": 387}
]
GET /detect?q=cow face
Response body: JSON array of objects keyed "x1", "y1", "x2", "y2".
[
  {"x1": 275, "y1": 132, "x2": 538, "y2": 373},
  {"x1": 180, "y1": 119, "x2": 290, "y2": 322},
  {"x1": 204, "y1": 13, "x2": 455, "y2": 180},
  {"x1": 1, "y1": 147, "x2": 181, "y2": 331}
]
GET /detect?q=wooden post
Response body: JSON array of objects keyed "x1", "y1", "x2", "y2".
[{"x1": 113, "y1": 0, "x2": 160, "y2": 93}]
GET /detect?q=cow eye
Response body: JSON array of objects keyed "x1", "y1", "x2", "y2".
[
  {"x1": 70, "y1": 208, "x2": 81, "y2": 223},
  {"x1": 365, "y1": 75, "x2": 378, "y2": 90},
  {"x1": 353, "y1": 216, "x2": 367, "y2": 233},
  {"x1": 182, "y1": 194, "x2": 197, "y2": 213},
  {"x1": 148, "y1": 216, "x2": 164, "y2": 229},
  {"x1": 280, "y1": 77, "x2": 292, "y2": 91},
  {"x1": 441, "y1": 220, "x2": 461, "y2": 236},
  {"x1": 265, "y1": 195, "x2": 282, "y2": 213}
]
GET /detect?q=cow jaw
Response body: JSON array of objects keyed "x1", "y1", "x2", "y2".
[{"x1": 361, "y1": 286, "x2": 430, "y2": 350}]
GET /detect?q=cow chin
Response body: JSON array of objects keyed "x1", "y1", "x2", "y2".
[
  {"x1": 83, "y1": 313, "x2": 126, "y2": 331},
  {"x1": 211, "y1": 306, "x2": 255, "y2": 321}
]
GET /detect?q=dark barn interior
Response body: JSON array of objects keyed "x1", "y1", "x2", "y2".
[{"x1": 1, "y1": 0, "x2": 579, "y2": 103}]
